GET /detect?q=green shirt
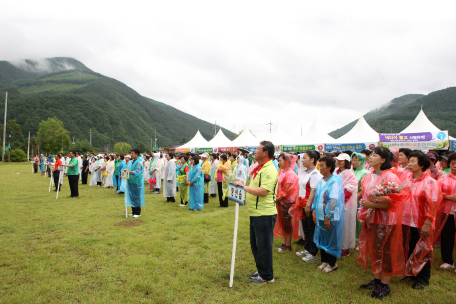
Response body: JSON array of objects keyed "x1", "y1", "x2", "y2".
[
  {"x1": 114, "y1": 159, "x2": 120, "y2": 176},
  {"x1": 246, "y1": 160, "x2": 279, "y2": 217},
  {"x1": 67, "y1": 158, "x2": 79, "y2": 175},
  {"x1": 441, "y1": 167, "x2": 451, "y2": 174}
]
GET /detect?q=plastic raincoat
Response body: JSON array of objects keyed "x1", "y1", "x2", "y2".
[
  {"x1": 356, "y1": 169, "x2": 410, "y2": 276},
  {"x1": 125, "y1": 157, "x2": 145, "y2": 208},
  {"x1": 402, "y1": 171, "x2": 442, "y2": 276},
  {"x1": 40, "y1": 156, "x2": 45, "y2": 172},
  {"x1": 175, "y1": 160, "x2": 182, "y2": 188},
  {"x1": 338, "y1": 168, "x2": 358, "y2": 249},
  {"x1": 312, "y1": 174, "x2": 345, "y2": 258},
  {"x1": 89, "y1": 162, "x2": 97, "y2": 186},
  {"x1": 434, "y1": 171, "x2": 456, "y2": 253},
  {"x1": 105, "y1": 160, "x2": 114, "y2": 187},
  {"x1": 144, "y1": 158, "x2": 150, "y2": 182},
  {"x1": 189, "y1": 162, "x2": 204, "y2": 210},
  {"x1": 201, "y1": 156, "x2": 211, "y2": 194},
  {"x1": 273, "y1": 153, "x2": 299, "y2": 240},
  {"x1": 352, "y1": 152, "x2": 369, "y2": 243},
  {"x1": 150, "y1": 153, "x2": 163, "y2": 190},
  {"x1": 163, "y1": 159, "x2": 177, "y2": 198},
  {"x1": 112, "y1": 159, "x2": 119, "y2": 187},
  {"x1": 118, "y1": 160, "x2": 129, "y2": 193},
  {"x1": 209, "y1": 159, "x2": 219, "y2": 195},
  {"x1": 230, "y1": 160, "x2": 237, "y2": 172},
  {"x1": 233, "y1": 156, "x2": 248, "y2": 185},
  {"x1": 178, "y1": 162, "x2": 190, "y2": 204},
  {"x1": 429, "y1": 166, "x2": 444, "y2": 181},
  {"x1": 214, "y1": 159, "x2": 233, "y2": 200}
]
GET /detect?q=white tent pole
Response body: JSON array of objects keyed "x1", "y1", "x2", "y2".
[{"x1": 229, "y1": 202, "x2": 240, "y2": 288}]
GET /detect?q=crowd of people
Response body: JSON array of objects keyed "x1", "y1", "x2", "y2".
[{"x1": 32, "y1": 144, "x2": 456, "y2": 299}]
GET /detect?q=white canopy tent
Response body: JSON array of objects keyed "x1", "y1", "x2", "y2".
[
  {"x1": 230, "y1": 127, "x2": 260, "y2": 147},
  {"x1": 300, "y1": 120, "x2": 337, "y2": 145},
  {"x1": 401, "y1": 109, "x2": 455, "y2": 140},
  {"x1": 264, "y1": 123, "x2": 299, "y2": 145},
  {"x1": 207, "y1": 129, "x2": 233, "y2": 147},
  {"x1": 335, "y1": 116, "x2": 379, "y2": 143},
  {"x1": 176, "y1": 130, "x2": 209, "y2": 149}
]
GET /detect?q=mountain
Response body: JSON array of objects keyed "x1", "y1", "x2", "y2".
[
  {"x1": 329, "y1": 94, "x2": 424, "y2": 138},
  {"x1": 0, "y1": 57, "x2": 235, "y2": 151}
]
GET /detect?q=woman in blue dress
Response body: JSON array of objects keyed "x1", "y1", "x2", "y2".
[{"x1": 188, "y1": 155, "x2": 204, "y2": 211}]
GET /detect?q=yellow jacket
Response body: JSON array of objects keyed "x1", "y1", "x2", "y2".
[
  {"x1": 202, "y1": 159, "x2": 211, "y2": 175},
  {"x1": 215, "y1": 160, "x2": 232, "y2": 183}
]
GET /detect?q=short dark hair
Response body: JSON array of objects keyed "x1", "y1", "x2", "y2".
[
  {"x1": 210, "y1": 153, "x2": 217, "y2": 159},
  {"x1": 304, "y1": 150, "x2": 320, "y2": 166},
  {"x1": 181, "y1": 155, "x2": 189, "y2": 162},
  {"x1": 131, "y1": 148, "x2": 140, "y2": 155},
  {"x1": 409, "y1": 151, "x2": 431, "y2": 171},
  {"x1": 399, "y1": 148, "x2": 412, "y2": 159},
  {"x1": 70, "y1": 150, "x2": 76, "y2": 155},
  {"x1": 83, "y1": 155, "x2": 87, "y2": 159},
  {"x1": 227, "y1": 152, "x2": 232, "y2": 157},
  {"x1": 447, "y1": 152, "x2": 456, "y2": 166},
  {"x1": 342, "y1": 159, "x2": 351, "y2": 170},
  {"x1": 332, "y1": 151, "x2": 341, "y2": 157},
  {"x1": 221, "y1": 154, "x2": 228, "y2": 162},
  {"x1": 193, "y1": 155, "x2": 200, "y2": 165},
  {"x1": 259, "y1": 141, "x2": 275, "y2": 159},
  {"x1": 319, "y1": 156, "x2": 336, "y2": 173},
  {"x1": 372, "y1": 147, "x2": 392, "y2": 170},
  {"x1": 343, "y1": 150, "x2": 353, "y2": 157},
  {"x1": 120, "y1": 154, "x2": 125, "y2": 160},
  {"x1": 168, "y1": 152, "x2": 174, "y2": 159},
  {"x1": 361, "y1": 149, "x2": 372, "y2": 156}
]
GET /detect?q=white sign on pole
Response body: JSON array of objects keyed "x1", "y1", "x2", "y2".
[
  {"x1": 121, "y1": 170, "x2": 130, "y2": 179},
  {"x1": 228, "y1": 183, "x2": 245, "y2": 288}
]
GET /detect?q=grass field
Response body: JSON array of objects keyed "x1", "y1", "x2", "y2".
[{"x1": 1, "y1": 162, "x2": 456, "y2": 303}]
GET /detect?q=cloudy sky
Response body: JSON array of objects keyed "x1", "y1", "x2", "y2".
[{"x1": 2, "y1": 1, "x2": 456, "y2": 139}]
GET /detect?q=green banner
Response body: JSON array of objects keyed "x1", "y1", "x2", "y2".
[
  {"x1": 195, "y1": 147, "x2": 213, "y2": 153},
  {"x1": 282, "y1": 145, "x2": 315, "y2": 152},
  {"x1": 3, "y1": 144, "x2": 10, "y2": 153},
  {"x1": 151, "y1": 146, "x2": 158, "y2": 151}
]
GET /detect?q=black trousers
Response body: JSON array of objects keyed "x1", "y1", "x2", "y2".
[
  {"x1": 81, "y1": 170, "x2": 88, "y2": 184},
  {"x1": 132, "y1": 207, "x2": 141, "y2": 215},
  {"x1": 406, "y1": 226, "x2": 431, "y2": 285},
  {"x1": 167, "y1": 197, "x2": 175, "y2": 202},
  {"x1": 116, "y1": 175, "x2": 120, "y2": 190},
  {"x1": 302, "y1": 216, "x2": 318, "y2": 256},
  {"x1": 250, "y1": 215, "x2": 277, "y2": 281},
  {"x1": 217, "y1": 182, "x2": 228, "y2": 207},
  {"x1": 321, "y1": 249, "x2": 337, "y2": 267},
  {"x1": 53, "y1": 171, "x2": 61, "y2": 190},
  {"x1": 180, "y1": 197, "x2": 188, "y2": 205},
  {"x1": 68, "y1": 175, "x2": 79, "y2": 197},
  {"x1": 441, "y1": 214, "x2": 455, "y2": 265}
]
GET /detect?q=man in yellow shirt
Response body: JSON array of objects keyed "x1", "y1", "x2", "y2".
[{"x1": 235, "y1": 141, "x2": 278, "y2": 284}]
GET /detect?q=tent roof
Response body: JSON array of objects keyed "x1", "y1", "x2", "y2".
[
  {"x1": 336, "y1": 116, "x2": 379, "y2": 143},
  {"x1": 264, "y1": 123, "x2": 298, "y2": 145},
  {"x1": 300, "y1": 120, "x2": 336, "y2": 145},
  {"x1": 401, "y1": 109, "x2": 442, "y2": 133},
  {"x1": 177, "y1": 130, "x2": 209, "y2": 148},
  {"x1": 230, "y1": 127, "x2": 260, "y2": 147},
  {"x1": 207, "y1": 129, "x2": 232, "y2": 147}
]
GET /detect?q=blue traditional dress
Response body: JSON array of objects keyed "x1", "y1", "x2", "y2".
[
  {"x1": 312, "y1": 174, "x2": 345, "y2": 258},
  {"x1": 118, "y1": 160, "x2": 127, "y2": 192},
  {"x1": 188, "y1": 162, "x2": 204, "y2": 210},
  {"x1": 125, "y1": 157, "x2": 145, "y2": 209}
]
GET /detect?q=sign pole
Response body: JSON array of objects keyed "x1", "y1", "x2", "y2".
[
  {"x1": 2, "y1": 92, "x2": 7, "y2": 162},
  {"x1": 48, "y1": 167, "x2": 53, "y2": 192},
  {"x1": 56, "y1": 170, "x2": 62, "y2": 199},
  {"x1": 229, "y1": 201, "x2": 240, "y2": 288}
]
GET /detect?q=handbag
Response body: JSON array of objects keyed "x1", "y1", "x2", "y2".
[{"x1": 204, "y1": 174, "x2": 211, "y2": 182}]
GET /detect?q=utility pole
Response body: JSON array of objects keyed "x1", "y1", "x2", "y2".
[
  {"x1": 28, "y1": 132, "x2": 30, "y2": 161},
  {"x1": 154, "y1": 130, "x2": 157, "y2": 149},
  {"x1": 213, "y1": 120, "x2": 217, "y2": 136},
  {"x1": 72, "y1": 135, "x2": 75, "y2": 144},
  {"x1": 89, "y1": 128, "x2": 92, "y2": 146},
  {"x1": 266, "y1": 119, "x2": 273, "y2": 134},
  {"x1": 301, "y1": 126, "x2": 302, "y2": 136},
  {"x1": 2, "y1": 92, "x2": 7, "y2": 162}
]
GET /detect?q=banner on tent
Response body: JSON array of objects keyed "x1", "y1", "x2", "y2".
[
  {"x1": 325, "y1": 143, "x2": 376, "y2": 152},
  {"x1": 379, "y1": 131, "x2": 449, "y2": 150},
  {"x1": 451, "y1": 141, "x2": 456, "y2": 151},
  {"x1": 175, "y1": 148, "x2": 190, "y2": 153},
  {"x1": 219, "y1": 147, "x2": 238, "y2": 152},
  {"x1": 195, "y1": 148, "x2": 213, "y2": 153},
  {"x1": 282, "y1": 145, "x2": 316, "y2": 153}
]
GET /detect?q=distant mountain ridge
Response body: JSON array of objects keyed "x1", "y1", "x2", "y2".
[{"x1": 0, "y1": 57, "x2": 235, "y2": 150}]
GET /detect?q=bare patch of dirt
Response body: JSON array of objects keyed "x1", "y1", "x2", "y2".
[{"x1": 115, "y1": 221, "x2": 142, "y2": 227}]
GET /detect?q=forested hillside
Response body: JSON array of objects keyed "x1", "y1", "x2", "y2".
[
  {"x1": 329, "y1": 94, "x2": 424, "y2": 138},
  {"x1": 0, "y1": 58, "x2": 235, "y2": 151}
]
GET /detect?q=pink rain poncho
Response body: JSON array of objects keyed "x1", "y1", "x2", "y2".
[
  {"x1": 357, "y1": 169, "x2": 410, "y2": 277},
  {"x1": 434, "y1": 171, "x2": 456, "y2": 250},
  {"x1": 338, "y1": 168, "x2": 358, "y2": 250},
  {"x1": 402, "y1": 171, "x2": 442, "y2": 276},
  {"x1": 273, "y1": 153, "x2": 300, "y2": 240}
]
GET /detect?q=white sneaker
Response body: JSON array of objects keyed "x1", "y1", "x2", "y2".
[
  {"x1": 302, "y1": 253, "x2": 318, "y2": 263},
  {"x1": 440, "y1": 263, "x2": 455, "y2": 269},
  {"x1": 132, "y1": 214, "x2": 141, "y2": 218},
  {"x1": 317, "y1": 263, "x2": 328, "y2": 270},
  {"x1": 179, "y1": 204, "x2": 186, "y2": 207},
  {"x1": 296, "y1": 249, "x2": 309, "y2": 257},
  {"x1": 323, "y1": 264, "x2": 338, "y2": 273}
]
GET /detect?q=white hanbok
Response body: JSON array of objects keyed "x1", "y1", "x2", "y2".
[
  {"x1": 89, "y1": 162, "x2": 97, "y2": 186},
  {"x1": 104, "y1": 160, "x2": 114, "y2": 187},
  {"x1": 144, "y1": 159, "x2": 150, "y2": 182},
  {"x1": 162, "y1": 159, "x2": 177, "y2": 198},
  {"x1": 78, "y1": 156, "x2": 82, "y2": 180},
  {"x1": 150, "y1": 153, "x2": 163, "y2": 190}
]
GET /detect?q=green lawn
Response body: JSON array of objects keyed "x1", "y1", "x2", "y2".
[{"x1": 1, "y1": 162, "x2": 456, "y2": 303}]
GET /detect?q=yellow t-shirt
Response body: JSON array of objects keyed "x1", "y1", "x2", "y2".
[{"x1": 246, "y1": 160, "x2": 278, "y2": 217}]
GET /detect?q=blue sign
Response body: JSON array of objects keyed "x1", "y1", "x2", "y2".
[
  {"x1": 451, "y1": 140, "x2": 456, "y2": 151},
  {"x1": 437, "y1": 132, "x2": 447, "y2": 140},
  {"x1": 325, "y1": 143, "x2": 370, "y2": 152},
  {"x1": 248, "y1": 147, "x2": 257, "y2": 153}
]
